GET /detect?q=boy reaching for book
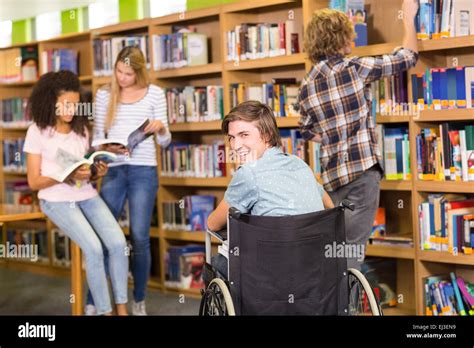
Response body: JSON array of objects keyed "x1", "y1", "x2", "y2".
[
  {"x1": 207, "y1": 101, "x2": 334, "y2": 277},
  {"x1": 298, "y1": 0, "x2": 419, "y2": 270},
  {"x1": 24, "y1": 70, "x2": 129, "y2": 316}
]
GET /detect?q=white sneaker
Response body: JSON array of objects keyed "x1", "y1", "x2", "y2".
[
  {"x1": 132, "y1": 301, "x2": 147, "y2": 316},
  {"x1": 84, "y1": 304, "x2": 96, "y2": 316}
]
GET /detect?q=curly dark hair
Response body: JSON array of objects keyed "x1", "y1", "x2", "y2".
[{"x1": 27, "y1": 70, "x2": 88, "y2": 136}]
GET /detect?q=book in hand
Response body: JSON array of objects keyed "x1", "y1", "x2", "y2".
[
  {"x1": 48, "y1": 148, "x2": 117, "y2": 183},
  {"x1": 91, "y1": 119, "x2": 153, "y2": 152}
]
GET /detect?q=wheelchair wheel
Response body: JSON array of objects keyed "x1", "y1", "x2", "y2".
[
  {"x1": 199, "y1": 278, "x2": 235, "y2": 316},
  {"x1": 348, "y1": 268, "x2": 383, "y2": 316}
]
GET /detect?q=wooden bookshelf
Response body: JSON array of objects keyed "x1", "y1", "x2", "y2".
[{"x1": 0, "y1": 0, "x2": 472, "y2": 316}]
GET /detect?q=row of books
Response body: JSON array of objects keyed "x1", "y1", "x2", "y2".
[
  {"x1": 370, "y1": 207, "x2": 414, "y2": 248},
  {"x1": 162, "y1": 195, "x2": 216, "y2": 232},
  {"x1": 40, "y1": 49, "x2": 79, "y2": 75},
  {"x1": 152, "y1": 32, "x2": 208, "y2": 70},
  {"x1": 0, "y1": 97, "x2": 31, "y2": 128},
  {"x1": 225, "y1": 21, "x2": 302, "y2": 62},
  {"x1": 417, "y1": 0, "x2": 474, "y2": 40},
  {"x1": 411, "y1": 66, "x2": 474, "y2": 110},
  {"x1": 370, "y1": 72, "x2": 410, "y2": 116},
  {"x1": 424, "y1": 272, "x2": 474, "y2": 316},
  {"x1": 229, "y1": 78, "x2": 300, "y2": 117},
  {"x1": 3, "y1": 138, "x2": 26, "y2": 173},
  {"x1": 165, "y1": 85, "x2": 224, "y2": 124},
  {"x1": 51, "y1": 228, "x2": 71, "y2": 267},
  {"x1": 376, "y1": 126, "x2": 412, "y2": 181},
  {"x1": 164, "y1": 244, "x2": 206, "y2": 290},
  {"x1": 6, "y1": 229, "x2": 49, "y2": 264},
  {"x1": 5, "y1": 180, "x2": 34, "y2": 206},
  {"x1": 0, "y1": 46, "x2": 38, "y2": 83},
  {"x1": 92, "y1": 35, "x2": 150, "y2": 76},
  {"x1": 416, "y1": 124, "x2": 474, "y2": 182},
  {"x1": 419, "y1": 194, "x2": 474, "y2": 254},
  {"x1": 280, "y1": 129, "x2": 307, "y2": 162},
  {"x1": 361, "y1": 258, "x2": 398, "y2": 310},
  {"x1": 160, "y1": 142, "x2": 226, "y2": 178},
  {"x1": 330, "y1": 0, "x2": 368, "y2": 47}
]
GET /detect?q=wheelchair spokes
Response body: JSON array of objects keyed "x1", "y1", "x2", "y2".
[
  {"x1": 199, "y1": 278, "x2": 235, "y2": 316},
  {"x1": 348, "y1": 268, "x2": 383, "y2": 316}
]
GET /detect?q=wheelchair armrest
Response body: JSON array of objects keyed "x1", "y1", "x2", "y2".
[
  {"x1": 229, "y1": 207, "x2": 242, "y2": 219},
  {"x1": 206, "y1": 228, "x2": 228, "y2": 242},
  {"x1": 340, "y1": 199, "x2": 355, "y2": 211}
]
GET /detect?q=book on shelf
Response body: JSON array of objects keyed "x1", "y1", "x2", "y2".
[
  {"x1": 370, "y1": 72, "x2": 409, "y2": 116},
  {"x1": 4, "y1": 180, "x2": 34, "y2": 206},
  {"x1": 51, "y1": 228, "x2": 71, "y2": 267},
  {"x1": 380, "y1": 126, "x2": 411, "y2": 181},
  {"x1": 423, "y1": 272, "x2": 474, "y2": 316},
  {"x1": 40, "y1": 49, "x2": 79, "y2": 75},
  {"x1": 419, "y1": 194, "x2": 474, "y2": 254},
  {"x1": 411, "y1": 66, "x2": 474, "y2": 110},
  {"x1": 152, "y1": 28, "x2": 208, "y2": 70},
  {"x1": 93, "y1": 35, "x2": 150, "y2": 76},
  {"x1": 416, "y1": 0, "x2": 474, "y2": 40},
  {"x1": 0, "y1": 97, "x2": 31, "y2": 128},
  {"x1": 160, "y1": 141, "x2": 226, "y2": 178},
  {"x1": 165, "y1": 244, "x2": 206, "y2": 290},
  {"x1": 330, "y1": 0, "x2": 368, "y2": 47},
  {"x1": 0, "y1": 46, "x2": 38, "y2": 83},
  {"x1": 91, "y1": 119, "x2": 153, "y2": 152},
  {"x1": 280, "y1": 129, "x2": 307, "y2": 162},
  {"x1": 361, "y1": 258, "x2": 398, "y2": 309},
  {"x1": 230, "y1": 78, "x2": 300, "y2": 117},
  {"x1": 225, "y1": 20, "x2": 302, "y2": 62},
  {"x1": 371, "y1": 207, "x2": 386, "y2": 237},
  {"x1": 48, "y1": 148, "x2": 117, "y2": 183},
  {"x1": 4, "y1": 138, "x2": 26, "y2": 173},
  {"x1": 165, "y1": 85, "x2": 224, "y2": 124},
  {"x1": 163, "y1": 195, "x2": 216, "y2": 232},
  {"x1": 416, "y1": 124, "x2": 474, "y2": 182}
]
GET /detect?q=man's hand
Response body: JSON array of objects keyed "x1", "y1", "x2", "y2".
[
  {"x1": 94, "y1": 161, "x2": 108, "y2": 179},
  {"x1": 103, "y1": 143, "x2": 129, "y2": 155}
]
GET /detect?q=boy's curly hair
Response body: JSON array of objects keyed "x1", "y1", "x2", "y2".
[
  {"x1": 27, "y1": 70, "x2": 88, "y2": 136},
  {"x1": 305, "y1": 9, "x2": 355, "y2": 65}
]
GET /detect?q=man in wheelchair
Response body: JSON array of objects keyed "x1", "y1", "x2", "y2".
[
  {"x1": 207, "y1": 101, "x2": 334, "y2": 279},
  {"x1": 202, "y1": 101, "x2": 381, "y2": 316}
]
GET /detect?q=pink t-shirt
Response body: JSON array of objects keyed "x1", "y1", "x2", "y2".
[{"x1": 23, "y1": 123, "x2": 98, "y2": 202}]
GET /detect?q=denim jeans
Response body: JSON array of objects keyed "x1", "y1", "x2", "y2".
[
  {"x1": 39, "y1": 196, "x2": 128, "y2": 315},
  {"x1": 86, "y1": 165, "x2": 158, "y2": 304}
]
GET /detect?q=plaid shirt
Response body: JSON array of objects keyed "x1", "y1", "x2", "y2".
[{"x1": 298, "y1": 47, "x2": 418, "y2": 192}]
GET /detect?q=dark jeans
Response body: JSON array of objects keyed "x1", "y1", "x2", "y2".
[
  {"x1": 87, "y1": 165, "x2": 158, "y2": 304},
  {"x1": 211, "y1": 254, "x2": 228, "y2": 279},
  {"x1": 328, "y1": 164, "x2": 382, "y2": 270}
]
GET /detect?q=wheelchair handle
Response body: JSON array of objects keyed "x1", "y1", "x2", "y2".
[
  {"x1": 229, "y1": 207, "x2": 241, "y2": 219},
  {"x1": 340, "y1": 199, "x2": 355, "y2": 211}
]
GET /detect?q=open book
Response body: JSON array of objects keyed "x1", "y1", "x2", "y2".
[
  {"x1": 48, "y1": 148, "x2": 117, "y2": 183},
  {"x1": 91, "y1": 119, "x2": 153, "y2": 151}
]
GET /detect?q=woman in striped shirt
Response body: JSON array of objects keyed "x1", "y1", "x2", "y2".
[{"x1": 87, "y1": 46, "x2": 171, "y2": 315}]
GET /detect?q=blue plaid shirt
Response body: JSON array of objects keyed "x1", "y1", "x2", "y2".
[{"x1": 298, "y1": 47, "x2": 418, "y2": 192}]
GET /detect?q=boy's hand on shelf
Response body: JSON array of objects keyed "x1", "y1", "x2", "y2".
[
  {"x1": 402, "y1": 0, "x2": 419, "y2": 20},
  {"x1": 144, "y1": 120, "x2": 166, "y2": 135}
]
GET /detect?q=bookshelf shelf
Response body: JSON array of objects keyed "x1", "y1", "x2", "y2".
[
  {"x1": 79, "y1": 75, "x2": 93, "y2": 82},
  {"x1": 383, "y1": 307, "x2": 417, "y2": 316},
  {"x1": 366, "y1": 244, "x2": 415, "y2": 259},
  {"x1": 91, "y1": 19, "x2": 151, "y2": 36},
  {"x1": 151, "y1": 63, "x2": 222, "y2": 79},
  {"x1": 159, "y1": 177, "x2": 231, "y2": 187},
  {"x1": 169, "y1": 120, "x2": 222, "y2": 132},
  {"x1": 225, "y1": 53, "x2": 305, "y2": 71},
  {"x1": 275, "y1": 117, "x2": 300, "y2": 128},
  {"x1": 418, "y1": 35, "x2": 474, "y2": 52},
  {"x1": 41, "y1": 31, "x2": 91, "y2": 43},
  {"x1": 380, "y1": 180, "x2": 412, "y2": 191},
  {"x1": 419, "y1": 250, "x2": 474, "y2": 266},
  {"x1": 349, "y1": 42, "x2": 399, "y2": 57},
  {"x1": 0, "y1": 80, "x2": 37, "y2": 87},
  {"x1": 152, "y1": 7, "x2": 221, "y2": 25},
  {"x1": 222, "y1": 0, "x2": 299, "y2": 13},
  {"x1": 376, "y1": 115, "x2": 412, "y2": 123},
  {"x1": 416, "y1": 108, "x2": 474, "y2": 122},
  {"x1": 415, "y1": 180, "x2": 474, "y2": 194}
]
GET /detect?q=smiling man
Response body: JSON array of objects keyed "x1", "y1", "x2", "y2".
[{"x1": 207, "y1": 101, "x2": 334, "y2": 233}]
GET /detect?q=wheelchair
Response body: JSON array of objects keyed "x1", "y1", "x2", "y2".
[{"x1": 199, "y1": 200, "x2": 382, "y2": 316}]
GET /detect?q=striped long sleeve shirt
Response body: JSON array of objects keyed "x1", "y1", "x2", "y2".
[
  {"x1": 298, "y1": 47, "x2": 418, "y2": 192},
  {"x1": 93, "y1": 84, "x2": 172, "y2": 167}
]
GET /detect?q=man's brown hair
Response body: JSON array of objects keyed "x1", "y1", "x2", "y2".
[
  {"x1": 305, "y1": 8, "x2": 355, "y2": 64},
  {"x1": 222, "y1": 101, "x2": 282, "y2": 148}
]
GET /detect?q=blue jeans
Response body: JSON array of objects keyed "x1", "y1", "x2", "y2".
[
  {"x1": 39, "y1": 196, "x2": 128, "y2": 315},
  {"x1": 87, "y1": 165, "x2": 158, "y2": 304}
]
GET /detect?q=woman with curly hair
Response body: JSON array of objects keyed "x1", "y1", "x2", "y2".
[{"x1": 24, "y1": 70, "x2": 129, "y2": 316}]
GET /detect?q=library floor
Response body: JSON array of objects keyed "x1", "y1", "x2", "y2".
[{"x1": 0, "y1": 268, "x2": 200, "y2": 315}]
